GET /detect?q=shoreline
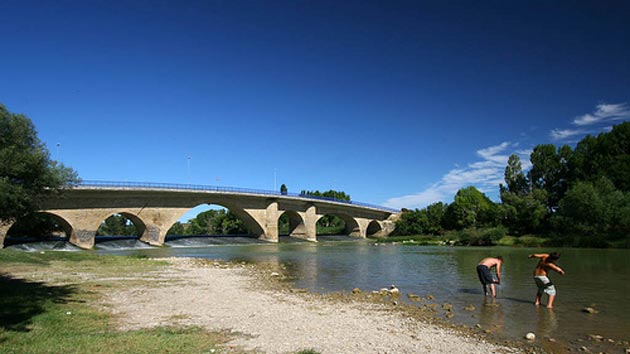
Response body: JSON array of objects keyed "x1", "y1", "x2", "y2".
[{"x1": 102, "y1": 257, "x2": 523, "y2": 354}]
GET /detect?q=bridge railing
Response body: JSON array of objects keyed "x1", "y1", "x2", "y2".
[{"x1": 76, "y1": 180, "x2": 400, "y2": 213}]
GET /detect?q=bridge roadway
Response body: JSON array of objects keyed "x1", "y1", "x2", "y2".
[{"x1": 0, "y1": 181, "x2": 400, "y2": 249}]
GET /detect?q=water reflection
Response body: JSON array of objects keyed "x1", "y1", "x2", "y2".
[{"x1": 479, "y1": 297, "x2": 504, "y2": 334}]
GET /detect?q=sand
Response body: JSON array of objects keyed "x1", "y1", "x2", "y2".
[{"x1": 103, "y1": 257, "x2": 518, "y2": 354}]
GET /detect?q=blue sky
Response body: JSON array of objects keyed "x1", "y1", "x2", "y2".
[{"x1": 1, "y1": 0, "x2": 629, "y2": 213}]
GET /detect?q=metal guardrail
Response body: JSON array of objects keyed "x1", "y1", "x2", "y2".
[{"x1": 76, "y1": 180, "x2": 400, "y2": 213}]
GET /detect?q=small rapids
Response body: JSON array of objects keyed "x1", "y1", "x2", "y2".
[{"x1": 5, "y1": 241, "x2": 82, "y2": 252}]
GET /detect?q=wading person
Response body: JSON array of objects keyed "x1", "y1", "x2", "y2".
[
  {"x1": 529, "y1": 252, "x2": 565, "y2": 308},
  {"x1": 476, "y1": 256, "x2": 503, "y2": 297}
]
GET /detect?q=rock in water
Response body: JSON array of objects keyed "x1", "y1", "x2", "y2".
[
  {"x1": 582, "y1": 307, "x2": 599, "y2": 314},
  {"x1": 525, "y1": 332, "x2": 536, "y2": 341}
]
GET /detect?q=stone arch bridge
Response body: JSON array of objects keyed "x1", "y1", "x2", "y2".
[{"x1": 0, "y1": 181, "x2": 399, "y2": 249}]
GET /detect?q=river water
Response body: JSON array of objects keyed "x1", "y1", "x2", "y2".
[{"x1": 9, "y1": 237, "x2": 630, "y2": 352}]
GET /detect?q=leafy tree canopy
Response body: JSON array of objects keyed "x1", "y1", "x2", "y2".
[
  {"x1": 0, "y1": 104, "x2": 80, "y2": 222},
  {"x1": 300, "y1": 189, "x2": 351, "y2": 201}
]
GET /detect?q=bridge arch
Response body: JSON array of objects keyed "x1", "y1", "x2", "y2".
[
  {"x1": 316, "y1": 213, "x2": 361, "y2": 237},
  {"x1": 96, "y1": 212, "x2": 146, "y2": 239},
  {"x1": 278, "y1": 210, "x2": 307, "y2": 238},
  {"x1": 168, "y1": 202, "x2": 264, "y2": 238},
  {"x1": 366, "y1": 220, "x2": 383, "y2": 237},
  {"x1": 3, "y1": 212, "x2": 74, "y2": 246}
]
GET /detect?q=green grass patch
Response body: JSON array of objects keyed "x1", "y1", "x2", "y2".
[
  {"x1": 496, "y1": 235, "x2": 550, "y2": 247},
  {"x1": 0, "y1": 250, "x2": 234, "y2": 354}
]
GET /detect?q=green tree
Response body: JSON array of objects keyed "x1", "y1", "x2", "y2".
[
  {"x1": 500, "y1": 188, "x2": 548, "y2": 235},
  {"x1": 0, "y1": 104, "x2": 80, "y2": 222},
  {"x1": 569, "y1": 122, "x2": 630, "y2": 192},
  {"x1": 96, "y1": 214, "x2": 137, "y2": 236},
  {"x1": 166, "y1": 221, "x2": 186, "y2": 236},
  {"x1": 425, "y1": 202, "x2": 447, "y2": 234},
  {"x1": 502, "y1": 154, "x2": 529, "y2": 196},
  {"x1": 300, "y1": 189, "x2": 351, "y2": 201},
  {"x1": 528, "y1": 144, "x2": 571, "y2": 210},
  {"x1": 280, "y1": 184, "x2": 288, "y2": 195},
  {"x1": 443, "y1": 187, "x2": 496, "y2": 230},
  {"x1": 552, "y1": 177, "x2": 630, "y2": 247}
]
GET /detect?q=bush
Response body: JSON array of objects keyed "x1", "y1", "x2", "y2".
[{"x1": 449, "y1": 227, "x2": 507, "y2": 246}]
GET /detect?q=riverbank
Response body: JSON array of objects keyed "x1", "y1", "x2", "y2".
[{"x1": 0, "y1": 251, "x2": 524, "y2": 354}]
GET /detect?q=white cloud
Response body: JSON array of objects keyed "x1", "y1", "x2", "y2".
[
  {"x1": 573, "y1": 102, "x2": 630, "y2": 126},
  {"x1": 550, "y1": 128, "x2": 583, "y2": 141},
  {"x1": 384, "y1": 142, "x2": 524, "y2": 209}
]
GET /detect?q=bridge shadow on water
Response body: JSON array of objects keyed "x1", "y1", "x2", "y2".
[{"x1": 0, "y1": 274, "x2": 77, "y2": 332}]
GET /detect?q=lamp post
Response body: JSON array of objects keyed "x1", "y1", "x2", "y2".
[
  {"x1": 187, "y1": 156, "x2": 191, "y2": 185},
  {"x1": 274, "y1": 168, "x2": 277, "y2": 191}
]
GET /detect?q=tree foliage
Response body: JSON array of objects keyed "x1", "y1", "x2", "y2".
[
  {"x1": 300, "y1": 189, "x2": 351, "y2": 201},
  {"x1": 0, "y1": 104, "x2": 80, "y2": 222},
  {"x1": 96, "y1": 214, "x2": 138, "y2": 236},
  {"x1": 166, "y1": 209, "x2": 248, "y2": 236}
]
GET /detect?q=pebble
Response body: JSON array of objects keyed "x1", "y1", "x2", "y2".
[
  {"x1": 582, "y1": 307, "x2": 599, "y2": 314},
  {"x1": 352, "y1": 288, "x2": 361, "y2": 294},
  {"x1": 525, "y1": 332, "x2": 536, "y2": 341},
  {"x1": 270, "y1": 272, "x2": 280, "y2": 277},
  {"x1": 464, "y1": 305, "x2": 476, "y2": 311}
]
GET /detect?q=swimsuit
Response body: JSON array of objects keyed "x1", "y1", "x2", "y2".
[
  {"x1": 534, "y1": 275, "x2": 556, "y2": 296},
  {"x1": 476, "y1": 264, "x2": 496, "y2": 285}
]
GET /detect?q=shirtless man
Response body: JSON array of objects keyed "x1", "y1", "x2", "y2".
[
  {"x1": 476, "y1": 256, "x2": 503, "y2": 297},
  {"x1": 529, "y1": 252, "x2": 565, "y2": 308}
]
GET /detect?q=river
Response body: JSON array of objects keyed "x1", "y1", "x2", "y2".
[{"x1": 9, "y1": 237, "x2": 630, "y2": 352}]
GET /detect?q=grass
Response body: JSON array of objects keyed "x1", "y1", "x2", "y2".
[
  {"x1": 0, "y1": 249, "x2": 234, "y2": 354},
  {"x1": 496, "y1": 235, "x2": 550, "y2": 247}
]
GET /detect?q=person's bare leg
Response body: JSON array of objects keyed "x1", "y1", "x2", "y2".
[
  {"x1": 482, "y1": 285, "x2": 488, "y2": 296},
  {"x1": 547, "y1": 294, "x2": 556, "y2": 308},
  {"x1": 490, "y1": 284, "x2": 496, "y2": 298},
  {"x1": 534, "y1": 293, "x2": 541, "y2": 306}
]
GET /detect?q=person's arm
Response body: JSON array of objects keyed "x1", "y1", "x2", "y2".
[
  {"x1": 548, "y1": 263, "x2": 565, "y2": 275},
  {"x1": 495, "y1": 262, "x2": 502, "y2": 284},
  {"x1": 528, "y1": 253, "x2": 548, "y2": 259}
]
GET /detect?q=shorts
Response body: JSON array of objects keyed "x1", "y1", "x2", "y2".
[
  {"x1": 476, "y1": 265, "x2": 496, "y2": 285},
  {"x1": 534, "y1": 275, "x2": 556, "y2": 296}
]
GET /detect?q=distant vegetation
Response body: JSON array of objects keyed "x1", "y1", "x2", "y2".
[
  {"x1": 167, "y1": 209, "x2": 248, "y2": 236},
  {"x1": 393, "y1": 121, "x2": 630, "y2": 248}
]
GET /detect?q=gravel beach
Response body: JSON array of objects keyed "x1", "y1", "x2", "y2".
[{"x1": 104, "y1": 257, "x2": 519, "y2": 354}]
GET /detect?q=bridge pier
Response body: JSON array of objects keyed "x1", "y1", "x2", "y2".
[
  {"x1": 0, "y1": 221, "x2": 13, "y2": 249},
  {"x1": 292, "y1": 206, "x2": 318, "y2": 242},
  {"x1": 245, "y1": 201, "x2": 279, "y2": 242}
]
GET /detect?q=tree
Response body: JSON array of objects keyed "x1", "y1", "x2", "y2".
[
  {"x1": 0, "y1": 104, "x2": 80, "y2": 222},
  {"x1": 280, "y1": 184, "x2": 288, "y2": 195},
  {"x1": 443, "y1": 186, "x2": 497, "y2": 230},
  {"x1": 569, "y1": 122, "x2": 630, "y2": 192},
  {"x1": 166, "y1": 222, "x2": 186, "y2": 236},
  {"x1": 528, "y1": 144, "x2": 570, "y2": 211},
  {"x1": 552, "y1": 177, "x2": 630, "y2": 247},
  {"x1": 502, "y1": 154, "x2": 529, "y2": 196},
  {"x1": 500, "y1": 188, "x2": 548, "y2": 235},
  {"x1": 96, "y1": 214, "x2": 138, "y2": 236}
]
